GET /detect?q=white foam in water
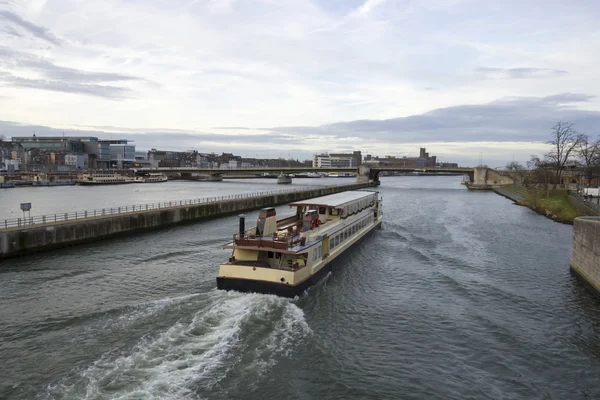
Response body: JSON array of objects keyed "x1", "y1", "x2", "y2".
[{"x1": 45, "y1": 290, "x2": 311, "y2": 400}]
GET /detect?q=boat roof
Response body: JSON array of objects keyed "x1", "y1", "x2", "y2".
[{"x1": 289, "y1": 190, "x2": 376, "y2": 208}]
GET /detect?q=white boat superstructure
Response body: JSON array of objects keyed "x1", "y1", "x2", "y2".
[
  {"x1": 76, "y1": 173, "x2": 135, "y2": 185},
  {"x1": 135, "y1": 172, "x2": 168, "y2": 183},
  {"x1": 217, "y1": 190, "x2": 383, "y2": 297}
]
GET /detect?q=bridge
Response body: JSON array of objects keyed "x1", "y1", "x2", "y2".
[{"x1": 134, "y1": 166, "x2": 513, "y2": 189}]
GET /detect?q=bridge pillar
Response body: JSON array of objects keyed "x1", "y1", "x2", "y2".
[
  {"x1": 357, "y1": 165, "x2": 372, "y2": 184},
  {"x1": 466, "y1": 167, "x2": 513, "y2": 190},
  {"x1": 205, "y1": 173, "x2": 223, "y2": 182}
]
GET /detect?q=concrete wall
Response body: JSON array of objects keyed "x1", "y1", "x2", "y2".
[
  {"x1": 570, "y1": 217, "x2": 600, "y2": 296},
  {"x1": 470, "y1": 167, "x2": 513, "y2": 189},
  {"x1": 0, "y1": 183, "x2": 371, "y2": 260}
]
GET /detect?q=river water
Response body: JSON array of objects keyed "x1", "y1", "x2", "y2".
[{"x1": 1, "y1": 176, "x2": 599, "y2": 400}]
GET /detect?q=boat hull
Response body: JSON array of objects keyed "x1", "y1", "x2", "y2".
[
  {"x1": 217, "y1": 218, "x2": 381, "y2": 297},
  {"x1": 77, "y1": 181, "x2": 135, "y2": 185}
]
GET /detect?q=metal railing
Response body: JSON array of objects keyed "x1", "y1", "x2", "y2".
[
  {"x1": 0, "y1": 186, "x2": 335, "y2": 230},
  {"x1": 570, "y1": 191, "x2": 600, "y2": 214}
]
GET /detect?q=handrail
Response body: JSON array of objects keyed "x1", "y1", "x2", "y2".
[{"x1": 0, "y1": 183, "x2": 368, "y2": 230}]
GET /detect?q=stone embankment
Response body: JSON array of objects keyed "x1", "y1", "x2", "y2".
[
  {"x1": 0, "y1": 183, "x2": 372, "y2": 260},
  {"x1": 571, "y1": 217, "x2": 600, "y2": 297},
  {"x1": 493, "y1": 186, "x2": 527, "y2": 203}
]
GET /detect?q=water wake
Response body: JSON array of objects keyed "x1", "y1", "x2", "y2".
[{"x1": 42, "y1": 290, "x2": 311, "y2": 400}]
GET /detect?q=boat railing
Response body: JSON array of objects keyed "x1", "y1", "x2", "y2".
[
  {"x1": 234, "y1": 231, "x2": 306, "y2": 250},
  {"x1": 0, "y1": 186, "x2": 326, "y2": 230}
]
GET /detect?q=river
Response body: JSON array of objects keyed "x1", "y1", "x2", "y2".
[{"x1": 1, "y1": 176, "x2": 599, "y2": 399}]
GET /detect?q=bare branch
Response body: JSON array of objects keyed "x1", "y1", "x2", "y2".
[
  {"x1": 577, "y1": 133, "x2": 600, "y2": 184},
  {"x1": 545, "y1": 121, "x2": 583, "y2": 188}
]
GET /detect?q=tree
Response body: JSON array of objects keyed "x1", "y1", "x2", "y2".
[
  {"x1": 577, "y1": 134, "x2": 600, "y2": 186},
  {"x1": 0, "y1": 134, "x2": 5, "y2": 142},
  {"x1": 505, "y1": 161, "x2": 525, "y2": 187},
  {"x1": 525, "y1": 155, "x2": 554, "y2": 197},
  {"x1": 545, "y1": 121, "x2": 583, "y2": 188}
]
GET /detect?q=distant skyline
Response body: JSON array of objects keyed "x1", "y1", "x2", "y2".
[{"x1": 1, "y1": 0, "x2": 600, "y2": 167}]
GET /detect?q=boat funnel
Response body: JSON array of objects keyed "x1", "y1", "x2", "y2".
[{"x1": 239, "y1": 214, "x2": 245, "y2": 234}]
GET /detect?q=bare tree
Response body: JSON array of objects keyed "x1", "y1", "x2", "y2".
[
  {"x1": 525, "y1": 155, "x2": 554, "y2": 197},
  {"x1": 577, "y1": 134, "x2": 600, "y2": 186},
  {"x1": 0, "y1": 134, "x2": 5, "y2": 142},
  {"x1": 505, "y1": 161, "x2": 525, "y2": 187},
  {"x1": 545, "y1": 121, "x2": 583, "y2": 188}
]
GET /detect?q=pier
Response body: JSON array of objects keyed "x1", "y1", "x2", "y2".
[{"x1": 0, "y1": 182, "x2": 372, "y2": 260}]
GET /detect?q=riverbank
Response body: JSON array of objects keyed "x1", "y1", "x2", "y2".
[{"x1": 493, "y1": 185, "x2": 594, "y2": 224}]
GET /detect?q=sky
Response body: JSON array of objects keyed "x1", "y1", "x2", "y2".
[{"x1": 1, "y1": 0, "x2": 600, "y2": 167}]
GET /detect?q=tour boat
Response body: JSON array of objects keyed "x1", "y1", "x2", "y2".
[
  {"x1": 76, "y1": 173, "x2": 135, "y2": 185},
  {"x1": 217, "y1": 190, "x2": 383, "y2": 297},
  {"x1": 134, "y1": 172, "x2": 168, "y2": 183}
]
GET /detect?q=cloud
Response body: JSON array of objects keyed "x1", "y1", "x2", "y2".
[
  {"x1": 268, "y1": 93, "x2": 600, "y2": 144},
  {"x1": 0, "y1": 47, "x2": 140, "y2": 98},
  {"x1": 0, "y1": 10, "x2": 62, "y2": 45},
  {"x1": 3, "y1": 91, "x2": 598, "y2": 166},
  {"x1": 0, "y1": 72, "x2": 132, "y2": 99},
  {"x1": 475, "y1": 67, "x2": 569, "y2": 79},
  {"x1": 355, "y1": 0, "x2": 387, "y2": 15}
]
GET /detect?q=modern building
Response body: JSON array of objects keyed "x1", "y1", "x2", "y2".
[
  {"x1": 11, "y1": 135, "x2": 113, "y2": 169},
  {"x1": 99, "y1": 140, "x2": 135, "y2": 168},
  {"x1": 11, "y1": 135, "x2": 87, "y2": 153},
  {"x1": 330, "y1": 151, "x2": 362, "y2": 167},
  {"x1": 312, "y1": 153, "x2": 355, "y2": 168}
]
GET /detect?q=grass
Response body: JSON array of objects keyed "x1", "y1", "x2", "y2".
[{"x1": 521, "y1": 188, "x2": 581, "y2": 223}]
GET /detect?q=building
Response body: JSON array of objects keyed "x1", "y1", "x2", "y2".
[
  {"x1": 65, "y1": 153, "x2": 88, "y2": 169},
  {"x1": 330, "y1": 151, "x2": 362, "y2": 167},
  {"x1": 11, "y1": 135, "x2": 113, "y2": 169},
  {"x1": 416, "y1": 147, "x2": 436, "y2": 168},
  {"x1": 98, "y1": 140, "x2": 135, "y2": 169},
  {"x1": 312, "y1": 153, "x2": 355, "y2": 168},
  {"x1": 11, "y1": 135, "x2": 87, "y2": 153},
  {"x1": 363, "y1": 147, "x2": 438, "y2": 169},
  {"x1": 0, "y1": 141, "x2": 24, "y2": 172},
  {"x1": 437, "y1": 162, "x2": 459, "y2": 168}
]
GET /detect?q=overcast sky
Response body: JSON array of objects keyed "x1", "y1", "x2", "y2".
[{"x1": 1, "y1": 0, "x2": 600, "y2": 167}]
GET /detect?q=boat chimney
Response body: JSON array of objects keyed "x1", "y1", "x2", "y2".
[{"x1": 239, "y1": 214, "x2": 245, "y2": 235}]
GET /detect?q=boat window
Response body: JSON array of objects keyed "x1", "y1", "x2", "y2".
[{"x1": 268, "y1": 251, "x2": 274, "y2": 258}]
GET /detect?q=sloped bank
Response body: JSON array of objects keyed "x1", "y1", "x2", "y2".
[
  {"x1": 493, "y1": 186, "x2": 582, "y2": 225},
  {"x1": 0, "y1": 183, "x2": 372, "y2": 260}
]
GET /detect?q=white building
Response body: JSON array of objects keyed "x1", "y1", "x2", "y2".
[
  {"x1": 3, "y1": 158, "x2": 20, "y2": 172},
  {"x1": 65, "y1": 154, "x2": 87, "y2": 169},
  {"x1": 312, "y1": 153, "x2": 354, "y2": 168}
]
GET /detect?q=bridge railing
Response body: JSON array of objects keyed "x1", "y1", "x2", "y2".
[{"x1": 0, "y1": 186, "x2": 324, "y2": 230}]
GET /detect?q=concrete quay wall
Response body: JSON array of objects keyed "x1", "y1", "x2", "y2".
[
  {"x1": 570, "y1": 217, "x2": 600, "y2": 296},
  {"x1": 0, "y1": 183, "x2": 371, "y2": 260}
]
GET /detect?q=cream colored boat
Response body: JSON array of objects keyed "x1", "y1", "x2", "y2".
[{"x1": 217, "y1": 190, "x2": 383, "y2": 297}]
